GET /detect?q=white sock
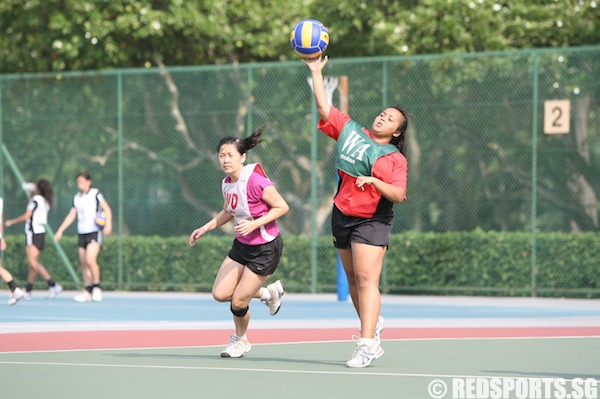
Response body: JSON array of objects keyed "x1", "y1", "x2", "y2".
[
  {"x1": 260, "y1": 287, "x2": 271, "y2": 301},
  {"x1": 359, "y1": 338, "x2": 374, "y2": 347}
]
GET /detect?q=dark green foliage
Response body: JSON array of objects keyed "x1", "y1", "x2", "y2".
[
  {"x1": 1, "y1": 0, "x2": 599, "y2": 73},
  {"x1": 4, "y1": 231, "x2": 598, "y2": 297}
]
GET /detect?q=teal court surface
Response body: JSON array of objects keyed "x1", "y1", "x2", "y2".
[{"x1": 1, "y1": 291, "x2": 599, "y2": 399}]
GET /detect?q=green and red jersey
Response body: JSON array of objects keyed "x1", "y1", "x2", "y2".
[{"x1": 318, "y1": 106, "x2": 408, "y2": 218}]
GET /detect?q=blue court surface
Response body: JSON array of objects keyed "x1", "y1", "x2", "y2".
[
  {"x1": 2, "y1": 290, "x2": 600, "y2": 331},
  {"x1": 1, "y1": 292, "x2": 599, "y2": 399}
]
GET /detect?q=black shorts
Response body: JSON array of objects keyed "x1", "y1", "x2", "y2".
[
  {"x1": 78, "y1": 231, "x2": 103, "y2": 248},
  {"x1": 227, "y1": 235, "x2": 283, "y2": 276},
  {"x1": 332, "y1": 205, "x2": 393, "y2": 249},
  {"x1": 26, "y1": 232, "x2": 45, "y2": 251}
]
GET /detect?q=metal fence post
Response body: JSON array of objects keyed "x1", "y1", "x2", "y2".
[
  {"x1": 310, "y1": 93, "x2": 318, "y2": 294},
  {"x1": 117, "y1": 72, "x2": 124, "y2": 290},
  {"x1": 1, "y1": 144, "x2": 81, "y2": 285},
  {"x1": 530, "y1": 52, "x2": 540, "y2": 297}
]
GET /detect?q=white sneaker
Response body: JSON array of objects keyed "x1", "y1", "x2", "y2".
[
  {"x1": 92, "y1": 287, "x2": 102, "y2": 302},
  {"x1": 346, "y1": 339, "x2": 380, "y2": 368},
  {"x1": 264, "y1": 280, "x2": 285, "y2": 315},
  {"x1": 373, "y1": 343, "x2": 385, "y2": 360},
  {"x1": 357, "y1": 315, "x2": 385, "y2": 359},
  {"x1": 220, "y1": 334, "x2": 252, "y2": 358},
  {"x1": 23, "y1": 291, "x2": 33, "y2": 301},
  {"x1": 47, "y1": 284, "x2": 63, "y2": 300},
  {"x1": 374, "y1": 315, "x2": 384, "y2": 343},
  {"x1": 8, "y1": 287, "x2": 25, "y2": 305},
  {"x1": 373, "y1": 315, "x2": 385, "y2": 358},
  {"x1": 74, "y1": 290, "x2": 92, "y2": 302}
]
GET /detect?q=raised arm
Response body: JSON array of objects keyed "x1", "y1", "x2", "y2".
[{"x1": 304, "y1": 56, "x2": 331, "y2": 122}]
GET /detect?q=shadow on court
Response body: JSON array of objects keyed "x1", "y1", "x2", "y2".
[{"x1": 2, "y1": 293, "x2": 600, "y2": 398}]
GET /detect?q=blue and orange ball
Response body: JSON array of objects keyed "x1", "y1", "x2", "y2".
[{"x1": 95, "y1": 210, "x2": 106, "y2": 229}]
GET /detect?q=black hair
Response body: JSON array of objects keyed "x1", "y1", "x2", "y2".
[
  {"x1": 76, "y1": 171, "x2": 92, "y2": 181},
  {"x1": 388, "y1": 105, "x2": 409, "y2": 155},
  {"x1": 36, "y1": 179, "x2": 54, "y2": 209},
  {"x1": 216, "y1": 124, "x2": 267, "y2": 154}
]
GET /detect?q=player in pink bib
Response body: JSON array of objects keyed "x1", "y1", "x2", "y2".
[
  {"x1": 189, "y1": 125, "x2": 289, "y2": 358},
  {"x1": 222, "y1": 163, "x2": 280, "y2": 246}
]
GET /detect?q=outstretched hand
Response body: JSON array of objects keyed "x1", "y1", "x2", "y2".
[
  {"x1": 303, "y1": 55, "x2": 328, "y2": 72},
  {"x1": 188, "y1": 227, "x2": 207, "y2": 247}
]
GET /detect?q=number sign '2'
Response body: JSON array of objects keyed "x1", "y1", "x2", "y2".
[{"x1": 544, "y1": 100, "x2": 570, "y2": 135}]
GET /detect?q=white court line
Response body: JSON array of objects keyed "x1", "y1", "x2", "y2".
[
  {"x1": 0, "y1": 360, "x2": 596, "y2": 382},
  {"x1": 1, "y1": 335, "x2": 599, "y2": 355},
  {"x1": 3, "y1": 316, "x2": 600, "y2": 334}
]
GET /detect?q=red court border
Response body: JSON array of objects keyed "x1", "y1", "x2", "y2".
[{"x1": 2, "y1": 327, "x2": 599, "y2": 353}]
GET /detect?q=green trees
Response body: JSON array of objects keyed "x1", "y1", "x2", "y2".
[
  {"x1": 1, "y1": 1, "x2": 598, "y2": 235},
  {"x1": 1, "y1": 0, "x2": 599, "y2": 73}
]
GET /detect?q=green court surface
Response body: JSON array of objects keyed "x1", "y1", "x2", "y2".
[{"x1": 2, "y1": 337, "x2": 598, "y2": 399}]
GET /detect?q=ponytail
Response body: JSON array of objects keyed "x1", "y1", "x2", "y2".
[
  {"x1": 216, "y1": 124, "x2": 267, "y2": 154},
  {"x1": 36, "y1": 179, "x2": 54, "y2": 209},
  {"x1": 389, "y1": 105, "x2": 408, "y2": 155}
]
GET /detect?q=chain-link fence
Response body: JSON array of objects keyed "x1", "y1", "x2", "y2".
[{"x1": 1, "y1": 46, "x2": 599, "y2": 296}]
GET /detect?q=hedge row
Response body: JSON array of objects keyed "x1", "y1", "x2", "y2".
[{"x1": 2, "y1": 231, "x2": 599, "y2": 297}]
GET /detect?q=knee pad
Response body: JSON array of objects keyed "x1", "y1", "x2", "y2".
[{"x1": 230, "y1": 304, "x2": 249, "y2": 317}]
